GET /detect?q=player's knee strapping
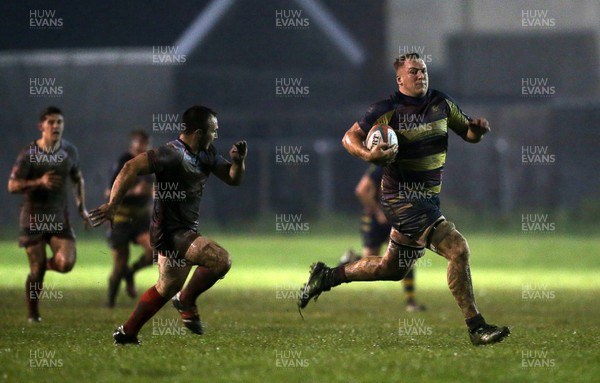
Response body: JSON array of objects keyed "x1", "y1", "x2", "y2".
[{"x1": 426, "y1": 219, "x2": 456, "y2": 253}]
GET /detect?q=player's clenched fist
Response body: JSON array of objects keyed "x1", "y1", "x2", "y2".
[
  {"x1": 229, "y1": 140, "x2": 247, "y2": 163},
  {"x1": 468, "y1": 118, "x2": 491, "y2": 137}
]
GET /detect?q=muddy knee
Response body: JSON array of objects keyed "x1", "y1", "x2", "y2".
[
  {"x1": 53, "y1": 252, "x2": 76, "y2": 273},
  {"x1": 431, "y1": 222, "x2": 470, "y2": 262},
  {"x1": 199, "y1": 241, "x2": 231, "y2": 277},
  {"x1": 449, "y1": 239, "x2": 470, "y2": 263},
  {"x1": 214, "y1": 249, "x2": 231, "y2": 278},
  {"x1": 442, "y1": 232, "x2": 469, "y2": 262}
]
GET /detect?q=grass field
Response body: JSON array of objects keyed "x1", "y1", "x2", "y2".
[{"x1": 1, "y1": 233, "x2": 599, "y2": 383}]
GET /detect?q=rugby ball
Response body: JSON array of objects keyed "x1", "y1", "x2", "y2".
[{"x1": 365, "y1": 124, "x2": 398, "y2": 150}]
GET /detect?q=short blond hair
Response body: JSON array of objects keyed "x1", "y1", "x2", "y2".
[{"x1": 393, "y1": 53, "x2": 421, "y2": 71}]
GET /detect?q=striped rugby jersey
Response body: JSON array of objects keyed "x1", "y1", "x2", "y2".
[{"x1": 357, "y1": 89, "x2": 471, "y2": 200}]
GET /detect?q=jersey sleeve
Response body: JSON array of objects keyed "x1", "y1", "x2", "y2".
[
  {"x1": 10, "y1": 146, "x2": 32, "y2": 180},
  {"x1": 445, "y1": 96, "x2": 471, "y2": 136},
  {"x1": 207, "y1": 144, "x2": 230, "y2": 173},
  {"x1": 147, "y1": 144, "x2": 182, "y2": 174},
  {"x1": 212, "y1": 154, "x2": 229, "y2": 172},
  {"x1": 357, "y1": 100, "x2": 394, "y2": 133}
]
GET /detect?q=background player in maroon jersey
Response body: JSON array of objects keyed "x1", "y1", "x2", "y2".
[
  {"x1": 8, "y1": 106, "x2": 90, "y2": 322},
  {"x1": 90, "y1": 105, "x2": 247, "y2": 344},
  {"x1": 105, "y1": 130, "x2": 154, "y2": 307}
]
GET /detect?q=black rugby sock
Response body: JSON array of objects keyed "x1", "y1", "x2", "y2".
[
  {"x1": 26, "y1": 274, "x2": 42, "y2": 318},
  {"x1": 402, "y1": 268, "x2": 415, "y2": 303},
  {"x1": 131, "y1": 253, "x2": 153, "y2": 273},
  {"x1": 107, "y1": 274, "x2": 120, "y2": 307},
  {"x1": 466, "y1": 313, "x2": 486, "y2": 332},
  {"x1": 329, "y1": 266, "x2": 348, "y2": 287}
]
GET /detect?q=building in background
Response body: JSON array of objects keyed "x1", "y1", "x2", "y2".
[{"x1": 0, "y1": 0, "x2": 598, "y2": 231}]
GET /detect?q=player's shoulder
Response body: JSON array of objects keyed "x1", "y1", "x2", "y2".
[
  {"x1": 158, "y1": 139, "x2": 185, "y2": 159},
  {"x1": 357, "y1": 93, "x2": 400, "y2": 131},
  {"x1": 206, "y1": 143, "x2": 218, "y2": 156},
  {"x1": 360, "y1": 94, "x2": 399, "y2": 125},
  {"x1": 17, "y1": 141, "x2": 37, "y2": 155},
  {"x1": 60, "y1": 138, "x2": 78, "y2": 153},
  {"x1": 162, "y1": 139, "x2": 184, "y2": 154},
  {"x1": 167, "y1": 139, "x2": 184, "y2": 148},
  {"x1": 369, "y1": 93, "x2": 399, "y2": 112},
  {"x1": 429, "y1": 89, "x2": 459, "y2": 106},
  {"x1": 198, "y1": 144, "x2": 221, "y2": 167}
]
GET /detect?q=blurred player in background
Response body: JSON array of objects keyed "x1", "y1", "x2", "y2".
[
  {"x1": 299, "y1": 53, "x2": 509, "y2": 345},
  {"x1": 90, "y1": 105, "x2": 247, "y2": 345},
  {"x1": 105, "y1": 130, "x2": 153, "y2": 307},
  {"x1": 340, "y1": 164, "x2": 426, "y2": 312},
  {"x1": 8, "y1": 106, "x2": 90, "y2": 322}
]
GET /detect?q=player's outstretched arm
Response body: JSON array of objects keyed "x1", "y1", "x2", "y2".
[
  {"x1": 70, "y1": 170, "x2": 91, "y2": 228},
  {"x1": 214, "y1": 140, "x2": 247, "y2": 186},
  {"x1": 342, "y1": 123, "x2": 398, "y2": 164},
  {"x1": 89, "y1": 152, "x2": 152, "y2": 227}
]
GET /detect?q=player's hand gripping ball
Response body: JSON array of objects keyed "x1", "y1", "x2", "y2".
[
  {"x1": 364, "y1": 124, "x2": 398, "y2": 165},
  {"x1": 365, "y1": 124, "x2": 398, "y2": 150}
]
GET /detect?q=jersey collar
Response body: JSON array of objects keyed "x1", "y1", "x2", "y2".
[
  {"x1": 34, "y1": 139, "x2": 62, "y2": 152},
  {"x1": 394, "y1": 90, "x2": 429, "y2": 104},
  {"x1": 177, "y1": 137, "x2": 199, "y2": 155}
]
